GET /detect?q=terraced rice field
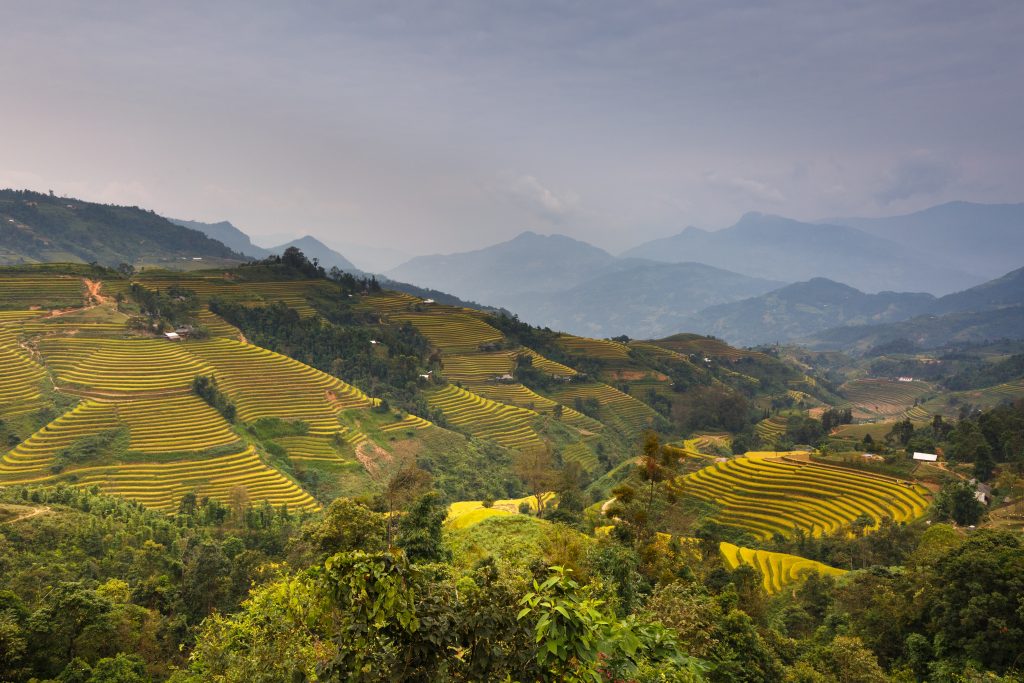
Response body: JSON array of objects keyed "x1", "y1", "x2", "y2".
[
  {"x1": 379, "y1": 413, "x2": 433, "y2": 433},
  {"x1": 0, "y1": 324, "x2": 48, "y2": 416},
  {"x1": 0, "y1": 395, "x2": 241, "y2": 476},
  {"x1": 841, "y1": 378, "x2": 931, "y2": 418},
  {"x1": 38, "y1": 337, "x2": 213, "y2": 395},
  {"x1": 442, "y1": 351, "x2": 516, "y2": 384},
  {"x1": 135, "y1": 276, "x2": 322, "y2": 317},
  {"x1": 62, "y1": 445, "x2": 318, "y2": 513},
  {"x1": 426, "y1": 384, "x2": 543, "y2": 450},
  {"x1": 900, "y1": 405, "x2": 931, "y2": 421},
  {"x1": 555, "y1": 335, "x2": 631, "y2": 362},
  {"x1": 196, "y1": 307, "x2": 243, "y2": 338},
  {"x1": 113, "y1": 395, "x2": 240, "y2": 453},
  {"x1": 185, "y1": 338, "x2": 372, "y2": 432},
  {"x1": 0, "y1": 400, "x2": 120, "y2": 478},
  {"x1": 389, "y1": 312, "x2": 504, "y2": 353},
  {"x1": 560, "y1": 441, "x2": 599, "y2": 472},
  {"x1": 653, "y1": 335, "x2": 770, "y2": 362},
  {"x1": 683, "y1": 455, "x2": 929, "y2": 540},
  {"x1": 0, "y1": 275, "x2": 84, "y2": 309},
  {"x1": 983, "y1": 379, "x2": 1024, "y2": 401},
  {"x1": 755, "y1": 415, "x2": 789, "y2": 441},
  {"x1": 446, "y1": 492, "x2": 555, "y2": 527},
  {"x1": 353, "y1": 291, "x2": 422, "y2": 315},
  {"x1": 274, "y1": 435, "x2": 345, "y2": 462},
  {"x1": 720, "y1": 541, "x2": 846, "y2": 593},
  {"x1": 520, "y1": 348, "x2": 577, "y2": 377},
  {"x1": 554, "y1": 383, "x2": 658, "y2": 435}
]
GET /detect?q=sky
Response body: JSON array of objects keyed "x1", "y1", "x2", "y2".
[{"x1": 1, "y1": 1, "x2": 1022, "y2": 267}]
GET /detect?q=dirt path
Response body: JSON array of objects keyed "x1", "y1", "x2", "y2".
[
  {"x1": 3, "y1": 505, "x2": 51, "y2": 525},
  {"x1": 83, "y1": 278, "x2": 114, "y2": 305}
]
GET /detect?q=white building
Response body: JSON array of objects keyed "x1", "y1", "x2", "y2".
[{"x1": 912, "y1": 452, "x2": 938, "y2": 462}]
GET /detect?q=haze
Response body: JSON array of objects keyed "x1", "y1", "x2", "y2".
[{"x1": 1, "y1": 1, "x2": 1021, "y2": 262}]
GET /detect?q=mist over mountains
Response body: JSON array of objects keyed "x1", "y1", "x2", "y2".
[
  {"x1": 4, "y1": 189, "x2": 1023, "y2": 347},
  {"x1": 622, "y1": 211, "x2": 981, "y2": 295}
]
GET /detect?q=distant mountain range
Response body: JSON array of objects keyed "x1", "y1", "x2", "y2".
[
  {"x1": 832, "y1": 201, "x2": 1024, "y2": 282},
  {"x1": 686, "y1": 279, "x2": 937, "y2": 346},
  {"x1": 0, "y1": 190, "x2": 246, "y2": 266},
  {"x1": 622, "y1": 211, "x2": 981, "y2": 295},
  {"x1": 4, "y1": 188, "x2": 1022, "y2": 347},
  {"x1": 170, "y1": 218, "x2": 363, "y2": 274},
  {"x1": 797, "y1": 266, "x2": 1024, "y2": 353},
  {"x1": 686, "y1": 266, "x2": 1024, "y2": 350},
  {"x1": 388, "y1": 231, "x2": 781, "y2": 338}
]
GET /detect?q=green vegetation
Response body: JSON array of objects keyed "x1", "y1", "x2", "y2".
[{"x1": 1, "y1": 261, "x2": 1022, "y2": 681}]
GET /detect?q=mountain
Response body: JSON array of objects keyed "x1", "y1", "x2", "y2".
[
  {"x1": 267, "y1": 235, "x2": 362, "y2": 274},
  {"x1": 686, "y1": 278, "x2": 936, "y2": 347},
  {"x1": 799, "y1": 266, "x2": 1024, "y2": 352},
  {"x1": 170, "y1": 218, "x2": 271, "y2": 259},
  {"x1": 802, "y1": 306, "x2": 1024, "y2": 353},
  {"x1": 388, "y1": 232, "x2": 778, "y2": 338},
  {"x1": 516, "y1": 260, "x2": 782, "y2": 338},
  {"x1": 388, "y1": 231, "x2": 617, "y2": 303},
  {"x1": 173, "y1": 218, "x2": 365, "y2": 274},
  {"x1": 622, "y1": 212, "x2": 980, "y2": 295},
  {"x1": 928, "y1": 265, "x2": 1024, "y2": 315},
  {"x1": 0, "y1": 189, "x2": 246, "y2": 266},
  {"x1": 834, "y1": 201, "x2": 1024, "y2": 280}
]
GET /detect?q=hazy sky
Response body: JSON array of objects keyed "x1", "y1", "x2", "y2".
[{"x1": 1, "y1": 1, "x2": 1022, "y2": 262}]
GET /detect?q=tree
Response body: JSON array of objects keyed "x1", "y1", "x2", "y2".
[
  {"x1": 396, "y1": 491, "x2": 451, "y2": 564},
  {"x1": 381, "y1": 465, "x2": 432, "y2": 547},
  {"x1": 86, "y1": 653, "x2": 150, "y2": 683},
  {"x1": 515, "y1": 447, "x2": 558, "y2": 513},
  {"x1": 301, "y1": 498, "x2": 387, "y2": 559},
  {"x1": 928, "y1": 530, "x2": 1024, "y2": 673},
  {"x1": 933, "y1": 481, "x2": 985, "y2": 526}
]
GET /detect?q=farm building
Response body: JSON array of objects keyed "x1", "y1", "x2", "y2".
[
  {"x1": 163, "y1": 331, "x2": 181, "y2": 341},
  {"x1": 912, "y1": 452, "x2": 938, "y2": 462}
]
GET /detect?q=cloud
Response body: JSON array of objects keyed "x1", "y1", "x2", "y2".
[
  {"x1": 703, "y1": 172, "x2": 786, "y2": 204},
  {"x1": 874, "y1": 152, "x2": 958, "y2": 205},
  {"x1": 505, "y1": 174, "x2": 579, "y2": 222}
]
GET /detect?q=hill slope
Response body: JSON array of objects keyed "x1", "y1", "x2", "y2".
[
  {"x1": 0, "y1": 190, "x2": 246, "y2": 266},
  {"x1": 622, "y1": 212, "x2": 980, "y2": 295}
]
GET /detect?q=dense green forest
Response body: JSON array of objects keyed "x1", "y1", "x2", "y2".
[{"x1": 2, "y1": 460, "x2": 1022, "y2": 682}]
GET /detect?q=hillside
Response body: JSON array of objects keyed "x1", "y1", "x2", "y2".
[
  {"x1": 835, "y1": 201, "x2": 1024, "y2": 280},
  {"x1": 0, "y1": 256, "x2": 834, "y2": 514},
  {"x1": 0, "y1": 189, "x2": 246, "y2": 267},
  {"x1": 622, "y1": 212, "x2": 980, "y2": 295}
]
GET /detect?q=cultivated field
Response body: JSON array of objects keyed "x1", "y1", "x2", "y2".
[
  {"x1": 683, "y1": 454, "x2": 929, "y2": 540},
  {"x1": 389, "y1": 311, "x2": 504, "y2": 353},
  {"x1": 720, "y1": 541, "x2": 846, "y2": 593},
  {"x1": 426, "y1": 384, "x2": 543, "y2": 451},
  {"x1": 840, "y1": 378, "x2": 932, "y2": 418}
]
